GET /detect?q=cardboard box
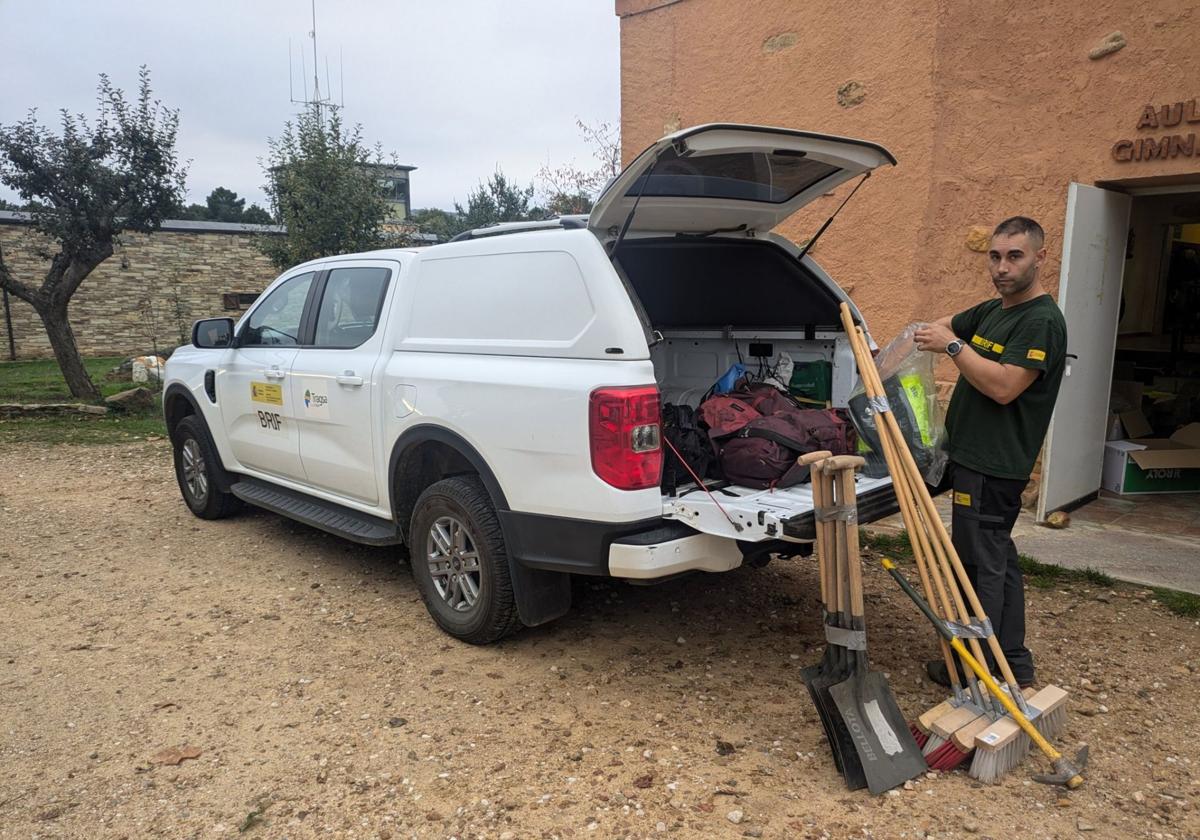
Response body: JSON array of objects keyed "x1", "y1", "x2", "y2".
[{"x1": 1101, "y1": 423, "x2": 1200, "y2": 495}]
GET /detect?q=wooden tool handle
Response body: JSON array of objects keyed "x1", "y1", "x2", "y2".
[
  {"x1": 798, "y1": 449, "x2": 834, "y2": 466},
  {"x1": 824, "y1": 454, "x2": 866, "y2": 472},
  {"x1": 839, "y1": 306, "x2": 994, "y2": 704},
  {"x1": 838, "y1": 467, "x2": 866, "y2": 622}
]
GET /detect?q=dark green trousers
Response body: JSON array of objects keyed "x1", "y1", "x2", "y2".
[{"x1": 949, "y1": 462, "x2": 1035, "y2": 685}]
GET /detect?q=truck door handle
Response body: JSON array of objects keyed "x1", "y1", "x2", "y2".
[
  {"x1": 336, "y1": 372, "x2": 364, "y2": 387},
  {"x1": 264, "y1": 366, "x2": 286, "y2": 380}
]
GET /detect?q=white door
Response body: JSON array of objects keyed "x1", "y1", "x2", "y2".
[
  {"x1": 291, "y1": 262, "x2": 396, "y2": 504},
  {"x1": 1038, "y1": 184, "x2": 1132, "y2": 519},
  {"x1": 220, "y1": 271, "x2": 317, "y2": 481}
]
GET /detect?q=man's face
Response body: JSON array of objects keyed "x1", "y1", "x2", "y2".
[{"x1": 988, "y1": 232, "x2": 1045, "y2": 298}]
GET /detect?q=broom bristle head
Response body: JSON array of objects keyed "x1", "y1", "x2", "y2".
[
  {"x1": 921, "y1": 733, "x2": 947, "y2": 757},
  {"x1": 969, "y1": 734, "x2": 1030, "y2": 783},
  {"x1": 931, "y1": 744, "x2": 969, "y2": 772},
  {"x1": 909, "y1": 722, "x2": 929, "y2": 749},
  {"x1": 1035, "y1": 704, "x2": 1067, "y2": 742},
  {"x1": 927, "y1": 741, "x2": 970, "y2": 771}
]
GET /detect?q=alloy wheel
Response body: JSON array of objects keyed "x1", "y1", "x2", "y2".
[
  {"x1": 181, "y1": 438, "x2": 209, "y2": 504},
  {"x1": 426, "y1": 515, "x2": 482, "y2": 612}
]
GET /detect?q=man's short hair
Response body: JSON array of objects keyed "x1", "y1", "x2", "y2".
[{"x1": 992, "y1": 216, "x2": 1044, "y2": 249}]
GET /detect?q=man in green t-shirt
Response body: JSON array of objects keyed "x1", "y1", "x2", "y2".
[{"x1": 913, "y1": 216, "x2": 1067, "y2": 689}]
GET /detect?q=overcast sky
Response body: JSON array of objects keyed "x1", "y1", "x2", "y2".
[{"x1": 0, "y1": 1, "x2": 621, "y2": 212}]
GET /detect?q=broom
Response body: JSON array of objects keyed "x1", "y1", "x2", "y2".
[{"x1": 970, "y1": 684, "x2": 1070, "y2": 782}]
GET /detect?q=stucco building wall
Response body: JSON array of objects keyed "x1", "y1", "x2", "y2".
[
  {"x1": 0, "y1": 219, "x2": 281, "y2": 359},
  {"x1": 616, "y1": 0, "x2": 1200, "y2": 345}
]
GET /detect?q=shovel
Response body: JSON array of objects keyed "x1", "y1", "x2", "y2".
[
  {"x1": 825, "y1": 457, "x2": 928, "y2": 794},
  {"x1": 796, "y1": 453, "x2": 843, "y2": 773},
  {"x1": 800, "y1": 454, "x2": 866, "y2": 790}
]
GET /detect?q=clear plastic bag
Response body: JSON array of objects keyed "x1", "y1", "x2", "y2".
[{"x1": 847, "y1": 323, "x2": 948, "y2": 485}]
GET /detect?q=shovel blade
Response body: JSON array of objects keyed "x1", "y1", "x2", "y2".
[
  {"x1": 829, "y1": 671, "x2": 927, "y2": 794},
  {"x1": 803, "y1": 651, "x2": 867, "y2": 791},
  {"x1": 801, "y1": 662, "x2": 849, "y2": 772}
]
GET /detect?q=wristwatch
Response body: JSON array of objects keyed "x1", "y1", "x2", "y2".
[{"x1": 946, "y1": 339, "x2": 964, "y2": 357}]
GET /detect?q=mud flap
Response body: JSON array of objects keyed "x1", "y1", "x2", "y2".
[{"x1": 508, "y1": 559, "x2": 572, "y2": 627}]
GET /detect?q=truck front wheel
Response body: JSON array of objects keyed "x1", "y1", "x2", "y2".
[
  {"x1": 172, "y1": 416, "x2": 242, "y2": 520},
  {"x1": 409, "y1": 477, "x2": 521, "y2": 644}
]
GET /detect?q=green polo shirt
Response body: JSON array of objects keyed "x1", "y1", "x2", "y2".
[{"x1": 945, "y1": 294, "x2": 1067, "y2": 480}]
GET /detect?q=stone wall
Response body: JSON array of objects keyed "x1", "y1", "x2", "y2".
[{"x1": 0, "y1": 217, "x2": 282, "y2": 359}]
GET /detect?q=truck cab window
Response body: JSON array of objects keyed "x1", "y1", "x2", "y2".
[
  {"x1": 240, "y1": 272, "x2": 315, "y2": 347},
  {"x1": 313, "y1": 267, "x2": 391, "y2": 348}
]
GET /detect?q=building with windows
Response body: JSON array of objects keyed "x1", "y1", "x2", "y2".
[{"x1": 363, "y1": 162, "x2": 416, "y2": 221}]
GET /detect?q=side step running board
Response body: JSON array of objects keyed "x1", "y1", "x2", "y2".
[{"x1": 231, "y1": 478, "x2": 403, "y2": 546}]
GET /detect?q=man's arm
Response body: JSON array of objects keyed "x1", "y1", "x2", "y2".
[{"x1": 913, "y1": 322, "x2": 1038, "y2": 405}]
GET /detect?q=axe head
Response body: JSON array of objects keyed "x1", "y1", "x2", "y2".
[{"x1": 1032, "y1": 745, "x2": 1089, "y2": 789}]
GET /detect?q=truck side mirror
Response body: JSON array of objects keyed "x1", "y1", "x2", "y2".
[{"x1": 192, "y1": 317, "x2": 234, "y2": 348}]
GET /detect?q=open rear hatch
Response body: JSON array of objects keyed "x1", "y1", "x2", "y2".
[
  {"x1": 592, "y1": 123, "x2": 899, "y2": 543},
  {"x1": 589, "y1": 123, "x2": 896, "y2": 239}
]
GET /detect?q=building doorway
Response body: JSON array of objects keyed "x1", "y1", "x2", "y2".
[{"x1": 1039, "y1": 179, "x2": 1200, "y2": 533}]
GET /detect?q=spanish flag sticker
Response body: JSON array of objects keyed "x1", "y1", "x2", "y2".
[
  {"x1": 954, "y1": 491, "x2": 972, "y2": 507},
  {"x1": 251, "y1": 382, "x2": 284, "y2": 406},
  {"x1": 1026, "y1": 348, "x2": 1046, "y2": 362}
]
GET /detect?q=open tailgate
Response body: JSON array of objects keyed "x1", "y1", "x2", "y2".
[{"x1": 664, "y1": 474, "x2": 898, "y2": 543}]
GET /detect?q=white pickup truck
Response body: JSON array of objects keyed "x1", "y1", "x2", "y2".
[{"x1": 163, "y1": 124, "x2": 899, "y2": 643}]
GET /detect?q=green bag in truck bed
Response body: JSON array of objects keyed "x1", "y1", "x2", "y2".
[{"x1": 789, "y1": 360, "x2": 832, "y2": 405}]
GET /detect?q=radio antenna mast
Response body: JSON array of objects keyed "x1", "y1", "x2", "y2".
[{"x1": 288, "y1": 0, "x2": 339, "y2": 123}]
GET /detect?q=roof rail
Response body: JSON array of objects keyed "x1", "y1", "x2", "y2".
[{"x1": 448, "y1": 215, "x2": 589, "y2": 243}]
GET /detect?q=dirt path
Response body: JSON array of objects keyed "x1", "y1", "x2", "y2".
[{"x1": 1, "y1": 442, "x2": 1198, "y2": 839}]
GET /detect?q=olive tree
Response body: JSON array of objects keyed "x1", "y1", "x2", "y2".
[{"x1": 0, "y1": 68, "x2": 187, "y2": 401}]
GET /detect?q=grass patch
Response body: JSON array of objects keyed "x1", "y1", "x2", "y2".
[
  {"x1": 1154, "y1": 588, "x2": 1200, "y2": 619},
  {"x1": 1019, "y1": 554, "x2": 1113, "y2": 589},
  {"x1": 861, "y1": 529, "x2": 913, "y2": 560},
  {"x1": 0, "y1": 356, "x2": 166, "y2": 445},
  {"x1": 0, "y1": 412, "x2": 166, "y2": 446},
  {"x1": 0, "y1": 356, "x2": 145, "y2": 403},
  {"x1": 863, "y1": 536, "x2": 1118, "y2": 592}
]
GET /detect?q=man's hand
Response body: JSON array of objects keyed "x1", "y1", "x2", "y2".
[{"x1": 914, "y1": 322, "x2": 958, "y2": 353}]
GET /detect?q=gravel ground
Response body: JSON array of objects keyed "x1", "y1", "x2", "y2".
[{"x1": 1, "y1": 441, "x2": 1198, "y2": 840}]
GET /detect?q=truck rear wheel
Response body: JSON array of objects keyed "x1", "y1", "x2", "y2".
[
  {"x1": 409, "y1": 477, "x2": 521, "y2": 644},
  {"x1": 172, "y1": 416, "x2": 242, "y2": 520}
]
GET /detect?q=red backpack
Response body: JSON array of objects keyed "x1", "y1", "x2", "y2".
[
  {"x1": 701, "y1": 387, "x2": 854, "y2": 489},
  {"x1": 699, "y1": 396, "x2": 762, "y2": 438}
]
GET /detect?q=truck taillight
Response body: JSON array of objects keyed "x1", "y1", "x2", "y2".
[{"x1": 589, "y1": 386, "x2": 662, "y2": 490}]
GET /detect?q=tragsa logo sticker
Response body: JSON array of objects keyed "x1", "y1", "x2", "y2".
[{"x1": 302, "y1": 382, "x2": 330, "y2": 419}]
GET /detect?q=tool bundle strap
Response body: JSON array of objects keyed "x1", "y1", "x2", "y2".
[
  {"x1": 868, "y1": 394, "x2": 891, "y2": 413},
  {"x1": 824, "y1": 624, "x2": 867, "y2": 651},
  {"x1": 944, "y1": 617, "x2": 994, "y2": 640},
  {"x1": 815, "y1": 503, "x2": 858, "y2": 523}
]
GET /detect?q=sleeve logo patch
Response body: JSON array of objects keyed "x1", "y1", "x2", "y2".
[
  {"x1": 250, "y1": 382, "x2": 283, "y2": 405},
  {"x1": 953, "y1": 491, "x2": 972, "y2": 507},
  {"x1": 970, "y1": 335, "x2": 1005, "y2": 354},
  {"x1": 1026, "y1": 348, "x2": 1046, "y2": 361}
]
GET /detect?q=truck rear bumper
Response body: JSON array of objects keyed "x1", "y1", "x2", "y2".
[{"x1": 608, "y1": 532, "x2": 743, "y2": 579}]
